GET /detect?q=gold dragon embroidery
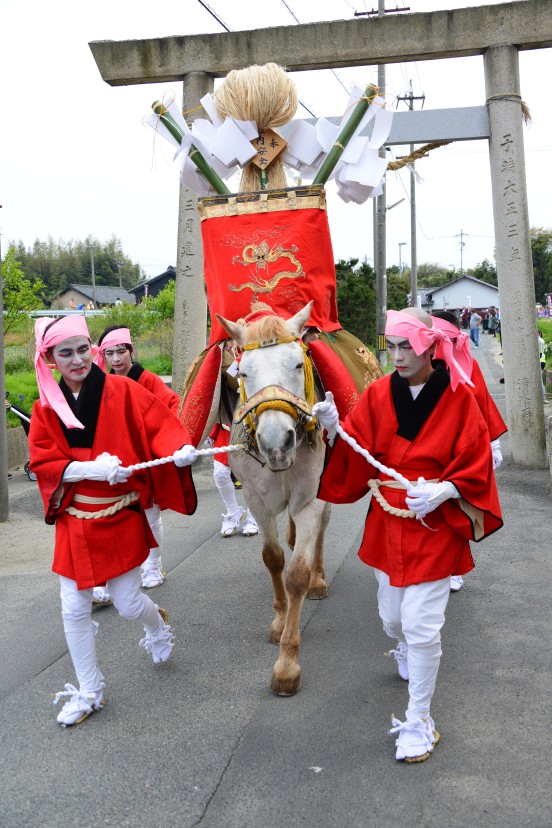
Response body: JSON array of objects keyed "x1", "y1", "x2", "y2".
[{"x1": 229, "y1": 240, "x2": 304, "y2": 294}]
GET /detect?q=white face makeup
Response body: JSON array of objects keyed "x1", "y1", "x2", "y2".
[
  {"x1": 103, "y1": 345, "x2": 133, "y2": 376},
  {"x1": 50, "y1": 336, "x2": 93, "y2": 392},
  {"x1": 386, "y1": 336, "x2": 434, "y2": 386}
]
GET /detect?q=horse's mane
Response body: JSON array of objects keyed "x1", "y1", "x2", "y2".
[
  {"x1": 241, "y1": 303, "x2": 293, "y2": 345},
  {"x1": 243, "y1": 314, "x2": 292, "y2": 344}
]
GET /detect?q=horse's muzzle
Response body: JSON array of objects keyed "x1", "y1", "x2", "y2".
[{"x1": 257, "y1": 422, "x2": 297, "y2": 471}]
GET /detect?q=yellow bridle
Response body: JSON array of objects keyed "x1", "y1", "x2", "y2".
[{"x1": 238, "y1": 337, "x2": 316, "y2": 437}]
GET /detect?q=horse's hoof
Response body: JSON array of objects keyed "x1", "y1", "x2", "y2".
[
  {"x1": 271, "y1": 669, "x2": 301, "y2": 696},
  {"x1": 307, "y1": 583, "x2": 329, "y2": 600}
]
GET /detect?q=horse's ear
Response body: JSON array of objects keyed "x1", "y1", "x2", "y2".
[
  {"x1": 287, "y1": 302, "x2": 313, "y2": 338},
  {"x1": 216, "y1": 314, "x2": 245, "y2": 347}
]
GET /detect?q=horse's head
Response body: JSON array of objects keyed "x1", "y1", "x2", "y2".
[{"x1": 216, "y1": 302, "x2": 313, "y2": 471}]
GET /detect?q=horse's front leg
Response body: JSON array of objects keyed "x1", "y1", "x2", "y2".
[
  {"x1": 271, "y1": 499, "x2": 326, "y2": 696},
  {"x1": 258, "y1": 514, "x2": 288, "y2": 645},
  {"x1": 307, "y1": 500, "x2": 331, "y2": 600}
]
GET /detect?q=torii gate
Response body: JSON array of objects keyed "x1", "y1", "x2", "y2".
[{"x1": 90, "y1": 0, "x2": 552, "y2": 468}]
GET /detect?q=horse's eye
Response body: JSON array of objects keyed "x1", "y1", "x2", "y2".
[
  {"x1": 239, "y1": 371, "x2": 247, "y2": 379},
  {"x1": 295, "y1": 363, "x2": 303, "y2": 370}
]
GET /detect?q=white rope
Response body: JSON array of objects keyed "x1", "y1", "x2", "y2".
[
  {"x1": 116, "y1": 417, "x2": 414, "y2": 492},
  {"x1": 310, "y1": 419, "x2": 433, "y2": 528},
  {"x1": 304, "y1": 417, "x2": 412, "y2": 489},
  {"x1": 120, "y1": 443, "x2": 245, "y2": 474}
]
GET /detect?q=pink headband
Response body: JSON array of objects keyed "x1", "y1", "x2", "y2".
[
  {"x1": 385, "y1": 310, "x2": 473, "y2": 391},
  {"x1": 95, "y1": 328, "x2": 132, "y2": 371},
  {"x1": 431, "y1": 316, "x2": 473, "y2": 380},
  {"x1": 34, "y1": 316, "x2": 92, "y2": 429}
]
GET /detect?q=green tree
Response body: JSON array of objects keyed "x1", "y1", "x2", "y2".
[
  {"x1": 335, "y1": 258, "x2": 376, "y2": 345},
  {"x1": 8, "y1": 235, "x2": 146, "y2": 301},
  {"x1": 150, "y1": 280, "x2": 175, "y2": 320},
  {"x1": 468, "y1": 258, "x2": 497, "y2": 285},
  {"x1": 416, "y1": 263, "x2": 451, "y2": 289},
  {"x1": 387, "y1": 270, "x2": 410, "y2": 312},
  {"x1": 2, "y1": 247, "x2": 46, "y2": 333},
  {"x1": 530, "y1": 227, "x2": 552, "y2": 303}
]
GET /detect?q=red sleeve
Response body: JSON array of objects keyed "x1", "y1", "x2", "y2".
[
  {"x1": 139, "y1": 370, "x2": 181, "y2": 413},
  {"x1": 470, "y1": 360, "x2": 507, "y2": 441},
  {"x1": 29, "y1": 402, "x2": 77, "y2": 524},
  {"x1": 439, "y1": 388, "x2": 503, "y2": 540},
  {"x1": 317, "y1": 382, "x2": 379, "y2": 504},
  {"x1": 126, "y1": 382, "x2": 197, "y2": 516}
]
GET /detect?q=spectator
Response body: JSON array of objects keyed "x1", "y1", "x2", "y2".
[{"x1": 469, "y1": 310, "x2": 482, "y2": 348}]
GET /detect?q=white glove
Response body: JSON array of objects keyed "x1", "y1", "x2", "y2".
[
  {"x1": 405, "y1": 479, "x2": 460, "y2": 519},
  {"x1": 490, "y1": 439, "x2": 503, "y2": 470},
  {"x1": 62, "y1": 452, "x2": 131, "y2": 486},
  {"x1": 311, "y1": 391, "x2": 339, "y2": 440},
  {"x1": 173, "y1": 444, "x2": 198, "y2": 467},
  {"x1": 202, "y1": 436, "x2": 214, "y2": 449}
]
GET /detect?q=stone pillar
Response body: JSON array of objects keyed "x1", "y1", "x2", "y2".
[
  {"x1": 172, "y1": 71, "x2": 214, "y2": 395},
  {"x1": 484, "y1": 45, "x2": 547, "y2": 468},
  {"x1": 548, "y1": 416, "x2": 552, "y2": 482}
]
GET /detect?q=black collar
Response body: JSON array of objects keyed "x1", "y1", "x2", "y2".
[
  {"x1": 391, "y1": 365, "x2": 450, "y2": 442},
  {"x1": 59, "y1": 363, "x2": 105, "y2": 448},
  {"x1": 126, "y1": 362, "x2": 145, "y2": 383}
]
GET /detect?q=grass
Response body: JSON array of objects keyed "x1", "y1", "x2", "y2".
[
  {"x1": 5, "y1": 371, "x2": 39, "y2": 428},
  {"x1": 4, "y1": 343, "x2": 173, "y2": 429},
  {"x1": 538, "y1": 319, "x2": 552, "y2": 366}
]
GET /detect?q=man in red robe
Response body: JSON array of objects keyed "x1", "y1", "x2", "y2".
[
  {"x1": 313, "y1": 308, "x2": 503, "y2": 764},
  {"x1": 30, "y1": 316, "x2": 198, "y2": 727},
  {"x1": 432, "y1": 309, "x2": 507, "y2": 591},
  {"x1": 94, "y1": 324, "x2": 183, "y2": 593}
]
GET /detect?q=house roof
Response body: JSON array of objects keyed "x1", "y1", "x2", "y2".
[
  {"x1": 425, "y1": 274, "x2": 499, "y2": 296},
  {"x1": 52, "y1": 284, "x2": 136, "y2": 304},
  {"x1": 129, "y1": 266, "x2": 175, "y2": 294}
]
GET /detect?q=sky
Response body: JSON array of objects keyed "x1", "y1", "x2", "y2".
[{"x1": 1, "y1": 0, "x2": 550, "y2": 280}]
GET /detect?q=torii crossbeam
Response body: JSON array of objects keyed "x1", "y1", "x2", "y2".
[{"x1": 90, "y1": 0, "x2": 552, "y2": 468}]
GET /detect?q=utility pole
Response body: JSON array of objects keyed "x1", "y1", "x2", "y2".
[
  {"x1": 396, "y1": 80, "x2": 425, "y2": 309},
  {"x1": 358, "y1": 2, "x2": 410, "y2": 357},
  {"x1": 0, "y1": 214, "x2": 9, "y2": 522},
  {"x1": 398, "y1": 242, "x2": 406, "y2": 276},
  {"x1": 456, "y1": 229, "x2": 468, "y2": 275},
  {"x1": 86, "y1": 245, "x2": 97, "y2": 308},
  {"x1": 375, "y1": 0, "x2": 387, "y2": 366}
]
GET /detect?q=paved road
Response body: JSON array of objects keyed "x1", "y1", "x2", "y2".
[{"x1": 1, "y1": 333, "x2": 550, "y2": 828}]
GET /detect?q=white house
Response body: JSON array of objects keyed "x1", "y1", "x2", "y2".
[{"x1": 419, "y1": 275, "x2": 500, "y2": 314}]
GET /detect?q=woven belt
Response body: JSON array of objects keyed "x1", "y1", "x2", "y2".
[
  {"x1": 65, "y1": 491, "x2": 140, "y2": 520},
  {"x1": 368, "y1": 478, "x2": 438, "y2": 519}
]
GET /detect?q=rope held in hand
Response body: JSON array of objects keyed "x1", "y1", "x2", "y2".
[{"x1": 120, "y1": 443, "x2": 245, "y2": 474}]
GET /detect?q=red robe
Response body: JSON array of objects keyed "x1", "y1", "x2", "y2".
[
  {"x1": 29, "y1": 366, "x2": 197, "y2": 589},
  {"x1": 318, "y1": 367, "x2": 503, "y2": 587},
  {"x1": 470, "y1": 359, "x2": 507, "y2": 441},
  {"x1": 127, "y1": 363, "x2": 180, "y2": 414}
]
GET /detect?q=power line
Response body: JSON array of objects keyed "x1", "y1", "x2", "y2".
[
  {"x1": 278, "y1": 0, "x2": 351, "y2": 96},
  {"x1": 195, "y1": 0, "x2": 317, "y2": 116},
  {"x1": 196, "y1": 0, "x2": 231, "y2": 32}
]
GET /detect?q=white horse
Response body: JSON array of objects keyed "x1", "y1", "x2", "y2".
[{"x1": 216, "y1": 302, "x2": 330, "y2": 696}]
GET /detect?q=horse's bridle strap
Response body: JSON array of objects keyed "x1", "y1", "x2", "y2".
[
  {"x1": 233, "y1": 385, "x2": 312, "y2": 424},
  {"x1": 241, "y1": 336, "x2": 298, "y2": 351}
]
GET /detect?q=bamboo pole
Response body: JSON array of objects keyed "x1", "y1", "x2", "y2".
[
  {"x1": 312, "y1": 84, "x2": 379, "y2": 186},
  {"x1": 152, "y1": 101, "x2": 231, "y2": 195}
]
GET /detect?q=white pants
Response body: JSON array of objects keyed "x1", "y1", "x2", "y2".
[
  {"x1": 374, "y1": 569, "x2": 451, "y2": 718},
  {"x1": 60, "y1": 569, "x2": 163, "y2": 693},
  {"x1": 213, "y1": 461, "x2": 241, "y2": 516},
  {"x1": 143, "y1": 503, "x2": 163, "y2": 566}
]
